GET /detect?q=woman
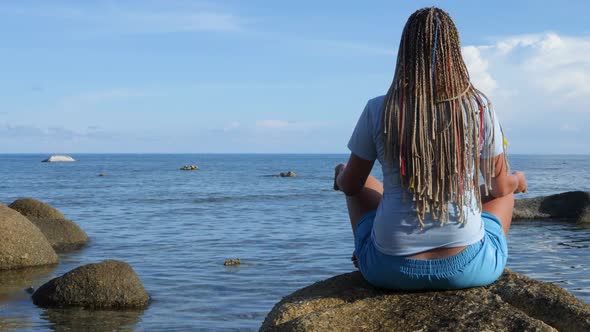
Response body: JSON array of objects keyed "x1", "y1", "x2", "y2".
[{"x1": 334, "y1": 7, "x2": 527, "y2": 290}]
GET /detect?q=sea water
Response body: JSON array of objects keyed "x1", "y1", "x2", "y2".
[{"x1": 0, "y1": 154, "x2": 588, "y2": 331}]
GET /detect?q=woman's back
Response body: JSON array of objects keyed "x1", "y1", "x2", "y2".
[{"x1": 348, "y1": 95, "x2": 503, "y2": 255}]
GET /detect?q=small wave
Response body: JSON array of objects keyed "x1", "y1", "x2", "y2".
[{"x1": 192, "y1": 192, "x2": 328, "y2": 204}]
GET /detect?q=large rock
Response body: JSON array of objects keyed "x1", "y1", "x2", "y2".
[
  {"x1": 9, "y1": 198, "x2": 88, "y2": 251},
  {"x1": 513, "y1": 191, "x2": 590, "y2": 224},
  {"x1": 42, "y1": 155, "x2": 76, "y2": 162},
  {"x1": 32, "y1": 260, "x2": 150, "y2": 309},
  {"x1": 0, "y1": 204, "x2": 59, "y2": 270},
  {"x1": 261, "y1": 269, "x2": 590, "y2": 332}
]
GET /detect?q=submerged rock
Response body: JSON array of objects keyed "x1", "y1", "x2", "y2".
[
  {"x1": 0, "y1": 204, "x2": 59, "y2": 270},
  {"x1": 42, "y1": 155, "x2": 76, "y2": 162},
  {"x1": 261, "y1": 269, "x2": 590, "y2": 332},
  {"x1": 513, "y1": 191, "x2": 590, "y2": 224},
  {"x1": 180, "y1": 165, "x2": 199, "y2": 171},
  {"x1": 9, "y1": 198, "x2": 88, "y2": 251},
  {"x1": 279, "y1": 171, "x2": 296, "y2": 178},
  {"x1": 32, "y1": 260, "x2": 150, "y2": 309}
]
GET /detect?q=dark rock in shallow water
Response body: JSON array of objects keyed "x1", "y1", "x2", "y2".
[
  {"x1": 260, "y1": 269, "x2": 590, "y2": 332},
  {"x1": 513, "y1": 191, "x2": 590, "y2": 224},
  {"x1": 224, "y1": 258, "x2": 241, "y2": 266},
  {"x1": 9, "y1": 198, "x2": 89, "y2": 251},
  {"x1": 279, "y1": 171, "x2": 296, "y2": 178},
  {"x1": 32, "y1": 260, "x2": 150, "y2": 309},
  {"x1": 0, "y1": 204, "x2": 59, "y2": 270}
]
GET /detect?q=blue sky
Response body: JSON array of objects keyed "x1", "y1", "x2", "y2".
[{"x1": 1, "y1": 0, "x2": 589, "y2": 153}]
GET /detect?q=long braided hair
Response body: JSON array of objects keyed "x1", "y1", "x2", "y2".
[{"x1": 383, "y1": 7, "x2": 500, "y2": 227}]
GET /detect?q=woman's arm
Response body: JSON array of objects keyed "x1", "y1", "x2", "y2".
[
  {"x1": 334, "y1": 153, "x2": 375, "y2": 196},
  {"x1": 481, "y1": 154, "x2": 527, "y2": 198}
]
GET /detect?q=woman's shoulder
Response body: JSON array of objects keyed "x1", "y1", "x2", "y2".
[{"x1": 367, "y1": 95, "x2": 387, "y2": 111}]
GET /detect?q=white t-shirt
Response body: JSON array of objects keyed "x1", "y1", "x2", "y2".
[{"x1": 347, "y1": 95, "x2": 504, "y2": 256}]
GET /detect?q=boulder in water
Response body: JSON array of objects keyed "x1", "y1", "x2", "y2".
[
  {"x1": 42, "y1": 155, "x2": 75, "y2": 162},
  {"x1": 32, "y1": 260, "x2": 150, "y2": 309},
  {"x1": 279, "y1": 171, "x2": 296, "y2": 178},
  {"x1": 0, "y1": 204, "x2": 59, "y2": 270},
  {"x1": 261, "y1": 269, "x2": 590, "y2": 331},
  {"x1": 513, "y1": 191, "x2": 590, "y2": 224},
  {"x1": 9, "y1": 198, "x2": 89, "y2": 251}
]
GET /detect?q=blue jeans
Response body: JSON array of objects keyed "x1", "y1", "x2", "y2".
[{"x1": 354, "y1": 211, "x2": 508, "y2": 290}]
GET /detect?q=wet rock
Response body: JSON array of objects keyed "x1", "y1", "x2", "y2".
[
  {"x1": 9, "y1": 198, "x2": 88, "y2": 251},
  {"x1": 513, "y1": 191, "x2": 590, "y2": 224},
  {"x1": 260, "y1": 269, "x2": 590, "y2": 332},
  {"x1": 224, "y1": 258, "x2": 241, "y2": 266},
  {"x1": 279, "y1": 171, "x2": 296, "y2": 178},
  {"x1": 98, "y1": 173, "x2": 107, "y2": 177},
  {"x1": 0, "y1": 204, "x2": 58, "y2": 270},
  {"x1": 32, "y1": 260, "x2": 150, "y2": 309},
  {"x1": 42, "y1": 155, "x2": 75, "y2": 162},
  {"x1": 180, "y1": 165, "x2": 199, "y2": 171}
]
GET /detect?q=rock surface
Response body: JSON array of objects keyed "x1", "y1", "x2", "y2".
[
  {"x1": 32, "y1": 260, "x2": 150, "y2": 309},
  {"x1": 513, "y1": 191, "x2": 590, "y2": 224},
  {"x1": 0, "y1": 204, "x2": 59, "y2": 270},
  {"x1": 180, "y1": 165, "x2": 199, "y2": 170},
  {"x1": 42, "y1": 155, "x2": 76, "y2": 162},
  {"x1": 261, "y1": 269, "x2": 590, "y2": 332},
  {"x1": 9, "y1": 198, "x2": 88, "y2": 251}
]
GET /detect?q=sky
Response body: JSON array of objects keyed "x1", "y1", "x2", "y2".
[{"x1": 1, "y1": 0, "x2": 589, "y2": 154}]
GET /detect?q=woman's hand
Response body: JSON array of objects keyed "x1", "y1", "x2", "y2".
[
  {"x1": 333, "y1": 163, "x2": 346, "y2": 190},
  {"x1": 513, "y1": 171, "x2": 527, "y2": 194},
  {"x1": 351, "y1": 252, "x2": 359, "y2": 269}
]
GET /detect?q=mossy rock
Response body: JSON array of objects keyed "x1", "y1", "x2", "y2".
[
  {"x1": 9, "y1": 198, "x2": 88, "y2": 251},
  {"x1": 32, "y1": 260, "x2": 150, "y2": 309},
  {"x1": 0, "y1": 204, "x2": 58, "y2": 270}
]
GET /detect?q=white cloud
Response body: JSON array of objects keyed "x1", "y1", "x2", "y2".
[
  {"x1": 461, "y1": 32, "x2": 590, "y2": 153},
  {"x1": 559, "y1": 123, "x2": 579, "y2": 133},
  {"x1": 467, "y1": 33, "x2": 590, "y2": 108},
  {"x1": 223, "y1": 121, "x2": 240, "y2": 132},
  {"x1": 57, "y1": 89, "x2": 153, "y2": 112},
  {"x1": 256, "y1": 119, "x2": 291, "y2": 129},
  {"x1": 462, "y1": 46, "x2": 497, "y2": 94}
]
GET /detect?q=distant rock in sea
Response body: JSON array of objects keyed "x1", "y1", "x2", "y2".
[
  {"x1": 261, "y1": 269, "x2": 590, "y2": 331},
  {"x1": 180, "y1": 165, "x2": 199, "y2": 171},
  {"x1": 9, "y1": 198, "x2": 89, "y2": 251},
  {"x1": 32, "y1": 260, "x2": 150, "y2": 309},
  {"x1": 0, "y1": 204, "x2": 59, "y2": 270},
  {"x1": 224, "y1": 258, "x2": 241, "y2": 266},
  {"x1": 42, "y1": 155, "x2": 75, "y2": 162},
  {"x1": 513, "y1": 191, "x2": 590, "y2": 224},
  {"x1": 279, "y1": 171, "x2": 296, "y2": 177}
]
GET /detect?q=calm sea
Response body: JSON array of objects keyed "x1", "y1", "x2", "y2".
[{"x1": 0, "y1": 154, "x2": 588, "y2": 331}]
